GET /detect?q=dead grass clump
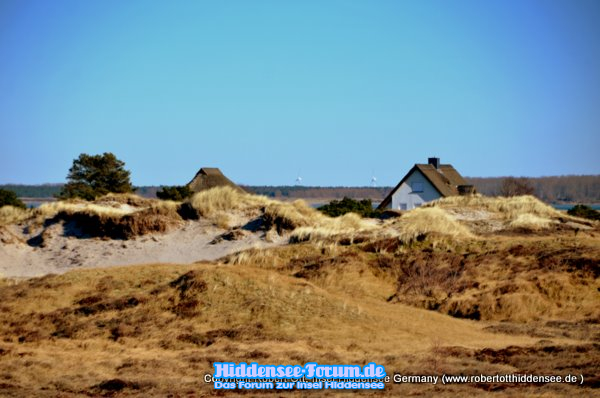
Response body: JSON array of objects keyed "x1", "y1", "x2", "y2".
[
  {"x1": 93, "y1": 193, "x2": 154, "y2": 207},
  {"x1": 429, "y1": 195, "x2": 564, "y2": 220},
  {"x1": 189, "y1": 187, "x2": 376, "y2": 242},
  {"x1": 32, "y1": 193, "x2": 177, "y2": 222},
  {"x1": 509, "y1": 214, "x2": 553, "y2": 230},
  {"x1": 66, "y1": 204, "x2": 182, "y2": 239},
  {"x1": 290, "y1": 212, "x2": 376, "y2": 243},
  {"x1": 0, "y1": 205, "x2": 31, "y2": 226},
  {"x1": 214, "y1": 212, "x2": 231, "y2": 229},
  {"x1": 263, "y1": 200, "x2": 316, "y2": 232},
  {"x1": 28, "y1": 197, "x2": 182, "y2": 239},
  {"x1": 389, "y1": 207, "x2": 473, "y2": 242},
  {"x1": 188, "y1": 186, "x2": 269, "y2": 217},
  {"x1": 35, "y1": 201, "x2": 133, "y2": 222},
  {"x1": 225, "y1": 246, "x2": 282, "y2": 266}
]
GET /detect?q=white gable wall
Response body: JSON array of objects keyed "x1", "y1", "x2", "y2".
[{"x1": 390, "y1": 169, "x2": 442, "y2": 210}]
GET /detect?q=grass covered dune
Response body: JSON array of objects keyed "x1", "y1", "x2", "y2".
[
  {"x1": 0, "y1": 188, "x2": 598, "y2": 396},
  {"x1": 0, "y1": 262, "x2": 572, "y2": 397}
]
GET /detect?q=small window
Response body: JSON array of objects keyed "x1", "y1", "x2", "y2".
[
  {"x1": 399, "y1": 203, "x2": 407, "y2": 210},
  {"x1": 414, "y1": 202, "x2": 422, "y2": 208},
  {"x1": 412, "y1": 182, "x2": 424, "y2": 192}
]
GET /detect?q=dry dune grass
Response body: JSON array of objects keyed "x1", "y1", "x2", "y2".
[
  {"x1": 0, "y1": 262, "x2": 597, "y2": 396},
  {"x1": 225, "y1": 233, "x2": 600, "y2": 325},
  {"x1": 189, "y1": 187, "x2": 315, "y2": 231},
  {"x1": 39, "y1": 200, "x2": 181, "y2": 239},
  {"x1": 509, "y1": 213, "x2": 553, "y2": 230},
  {"x1": 425, "y1": 195, "x2": 596, "y2": 234},
  {"x1": 1, "y1": 195, "x2": 180, "y2": 230},
  {"x1": 0, "y1": 262, "x2": 545, "y2": 396},
  {"x1": 223, "y1": 243, "x2": 393, "y2": 302},
  {"x1": 388, "y1": 207, "x2": 473, "y2": 242},
  {"x1": 189, "y1": 186, "x2": 377, "y2": 241},
  {"x1": 290, "y1": 212, "x2": 377, "y2": 243},
  {"x1": 3, "y1": 195, "x2": 184, "y2": 240},
  {"x1": 35, "y1": 195, "x2": 180, "y2": 220},
  {"x1": 2, "y1": 189, "x2": 600, "y2": 395},
  {"x1": 429, "y1": 194, "x2": 564, "y2": 220},
  {"x1": 439, "y1": 259, "x2": 600, "y2": 323},
  {"x1": 35, "y1": 200, "x2": 135, "y2": 220},
  {"x1": 198, "y1": 190, "x2": 599, "y2": 325},
  {"x1": 94, "y1": 192, "x2": 155, "y2": 207},
  {"x1": 7, "y1": 188, "x2": 582, "y2": 248},
  {"x1": 189, "y1": 186, "x2": 270, "y2": 217},
  {"x1": 263, "y1": 199, "x2": 319, "y2": 230},
  {"x1": 0, "y1": 205, "x2": 31, "y2": 226},
  {"x1": 3, "y1": 187, "x2": 379, "y2": 244}
]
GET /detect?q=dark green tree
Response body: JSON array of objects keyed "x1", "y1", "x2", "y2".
[
  {"x1": 0, "y1": 189, "x2": 26, "y2": 209},
  {"x1": 156, "y1": 185, "x2": 193, "y2": 201},
  {"x1": 59, "y1": 153, "x2": 134, "y2": 200}
]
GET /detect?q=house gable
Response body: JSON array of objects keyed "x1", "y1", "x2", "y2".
[
  {"x1": 377, "y1": 159, "x2": 468, "y2": 210},
  {"x1": 389, "y1": 168, "x2": 443, "y2": 210}
]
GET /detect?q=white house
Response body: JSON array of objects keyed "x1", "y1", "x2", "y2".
[{"x1": 377, "y1": 157, "x2": 473, "y2": 211}]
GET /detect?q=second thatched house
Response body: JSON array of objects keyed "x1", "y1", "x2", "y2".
[
  {"x1": 187, "y1": 167, "x2": 244, "y2": 193},
  {"x1": 377, "y1": 157, "x2": 474, "y2": 211}
]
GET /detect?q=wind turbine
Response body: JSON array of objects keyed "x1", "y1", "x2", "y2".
[
  {"x1": 295, "y1": 170, "x2": 303, "y2": 185},
  {"x1": 370, "y1": 169, "x2": 377, "y2": 187}
]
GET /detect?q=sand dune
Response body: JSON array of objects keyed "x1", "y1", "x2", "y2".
[{"x1": 0, "y1": 219, "x2": 283, "y2": 278}]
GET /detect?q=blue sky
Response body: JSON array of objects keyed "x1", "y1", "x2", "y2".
[{"x1": 1, "y1": 0, "x2": 599, "y2": 186}]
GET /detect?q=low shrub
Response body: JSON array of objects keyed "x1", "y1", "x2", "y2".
[
  {"x1": 567, "y1": 204, "x2": 600, "y2": 221},
  {"x1": 0, "y1": 189, "x2": 26, "y2": 209},
  {"x1": 318, "y1": 197, "x2": 381, "y2": 218},
  {"x1": 156, "y1": 185, "x2": 192, "y2": 201}
]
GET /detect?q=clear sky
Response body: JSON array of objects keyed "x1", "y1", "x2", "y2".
[{"x1": 1, "y1": 0, "x2": 599, "y2": 186}]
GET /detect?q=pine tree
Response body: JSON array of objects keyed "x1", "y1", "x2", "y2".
[{"x1": 59, "y1": 153, "x2": 134, "y2": 200}]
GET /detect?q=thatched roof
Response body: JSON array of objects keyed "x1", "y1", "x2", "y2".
[
  {"x1": 415, "y1": 164, "x2": 467, "y2": 197},
  {"x1": 187, "y1": 168, "x2": 244, "y2": 193},
  {"x1": 378, "y1": 162, "x2": 469, "y2": 209}
]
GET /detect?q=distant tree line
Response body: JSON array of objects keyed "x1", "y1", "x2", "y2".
[
  {"x1": 243, "y1": 186, "x2": 391, "y2": 200},
  {"x1": 3, "y1": 175, "x2": 599, "y2": 204},
  {"x1": 498, "y1": 177, "x2": 535, "y2": 197},
  {"x1": 0, "y1": 184, "x2": 62, "y2": 198}
]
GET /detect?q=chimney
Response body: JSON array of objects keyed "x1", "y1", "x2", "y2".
[
  {"x1": 428, "y1": 157, "x2": 440, "y2": 169},
  {"x1": 458, "y1": 185, "x2": 475, "y2": 196}
]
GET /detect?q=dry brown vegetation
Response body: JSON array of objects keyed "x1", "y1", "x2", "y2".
[
  {"x1": 0, "y1": 205, "x2": 30, "y2": 227},
  {"x1": 2, "y1": 262, "x2": 597, "y2": 397},
  {"x1": 188, "y1": 187, "x2": 378, "y2": 242},
  {"x1": 0, "y1": 190, "x2": 599, "y2": 396}
]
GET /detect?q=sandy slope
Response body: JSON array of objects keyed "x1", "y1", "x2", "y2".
[{"x1": 0, "y1": 219, "x2": 281, "y2": 278}]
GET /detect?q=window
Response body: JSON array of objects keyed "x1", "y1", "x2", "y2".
[
  {"x1": 412, "y1": 182, "x2": 423, "y2": 192},
  {"x1": 399, "y1": 203, "x2": 407, "y2": 210},
  {"x1": 414, "y1": 202, "x2": 422, "y2": 208}
]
